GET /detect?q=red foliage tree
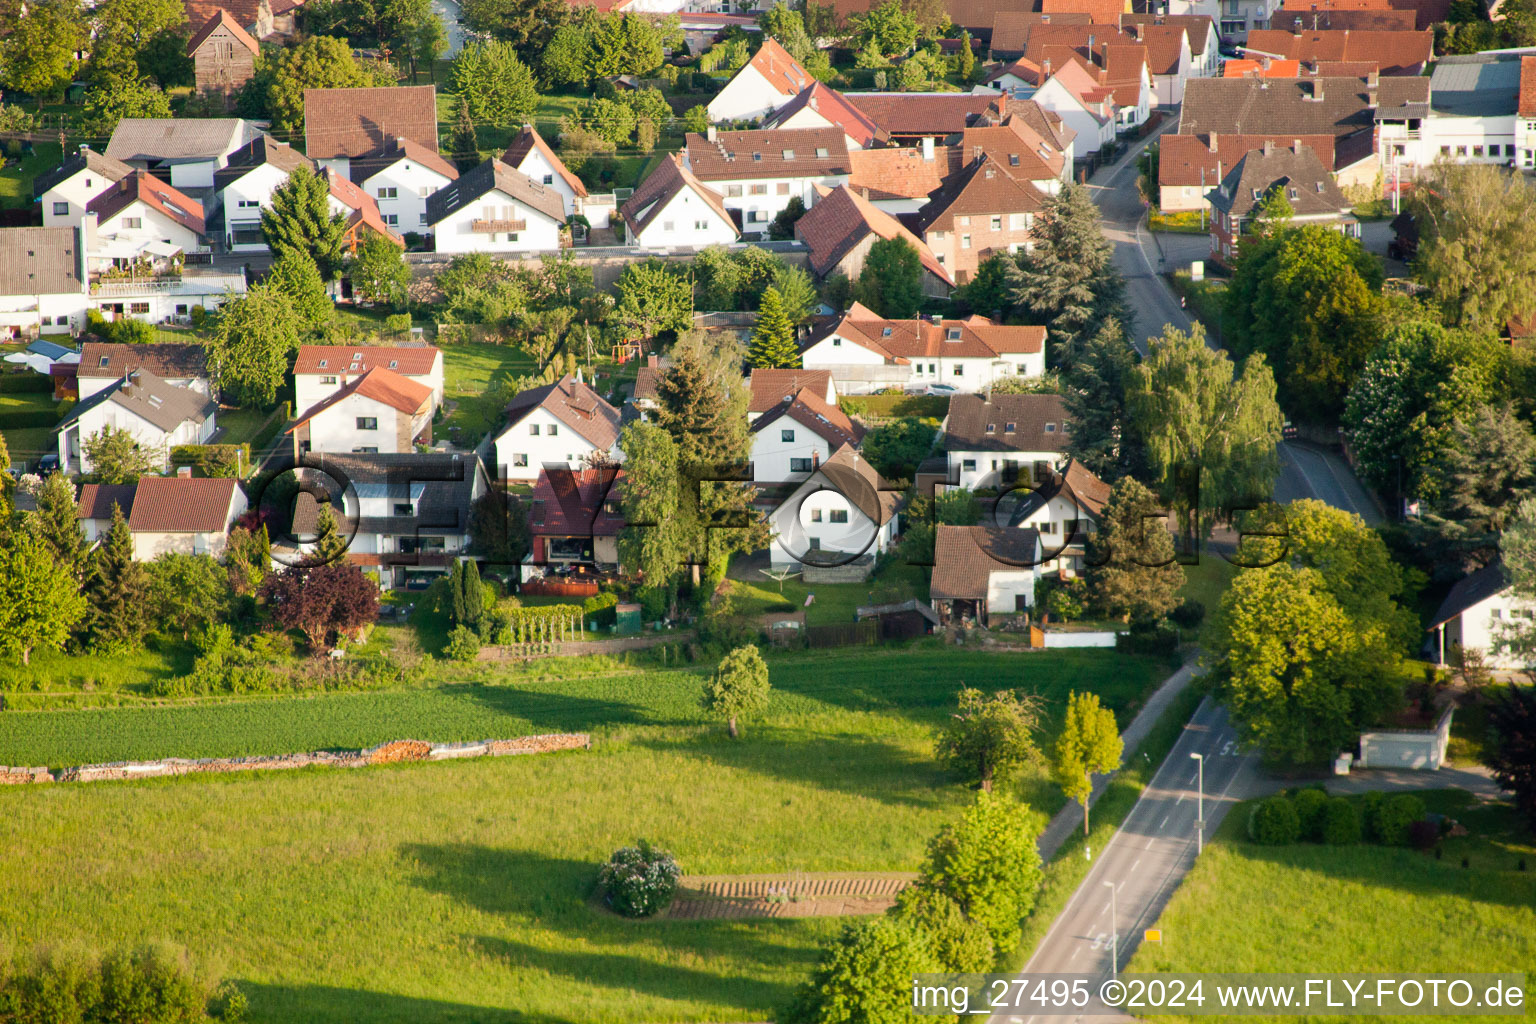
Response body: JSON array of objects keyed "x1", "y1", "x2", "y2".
[{"x1": 261, "y1": 564, "x2": 380, "y2": 652}]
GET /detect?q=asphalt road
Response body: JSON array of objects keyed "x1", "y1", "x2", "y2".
[
  {"x1": 991, "y1": 700, "x2": 1259, "y2": 1024},
  {"x1": 1275, "y1": 441, "x2": 1384, "y2": 525}
]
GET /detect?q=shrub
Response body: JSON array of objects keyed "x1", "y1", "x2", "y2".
[
  {"x1": 189, "y1": 306, "x2": 207, "y2": 328},
  {"x1": 598, "y1": 839, "x2": 680, "y2": 917},
  {"x1": 4, "y1": 943, "x2": 218, "y2": 1024},
  {"x1": 1292, "y1": 787, "x2": 1329, "y2": 842},
  {"x1": 582, "y1": 591, "x2": 620, "y2": 629},
  {"x1": 443, "y1": 624, "x2": 481, "y2": 662},
  {"x1": 1407, "y1": 818, "x2": 1440, "y2": 850},
  {"x1": 1248, "y1": 795, "x2": 1300, "y2": 845},
  {"x1": 1115, "y1": 620, "x2": 1180, "y2": 656},
  {"x1": 1360, "y1": 790, "x2": 1385, "y2": 840},
  {"x1": 1168, "y1": 598, "x2": 1205, "y2": 629},
  {"x1": 1375, "y1": 793, "x2": 1426, "y2": 846},
  {"x1": 1321, "y1": 797, "x2": 1361, "y2": 845},
  {"x1": 384, "y1": 313, "x2": 412, "y2": 335},
  {"x1": 889, "y1": 885, "x2": 994, "y2": 973}
]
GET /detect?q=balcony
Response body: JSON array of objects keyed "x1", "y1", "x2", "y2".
[
  {"x1": 90, "y1": 275, "x2": 182, "y2": 296},
  {"x1": 470, "y1": 218, "x2": 527, "y2": 234}
]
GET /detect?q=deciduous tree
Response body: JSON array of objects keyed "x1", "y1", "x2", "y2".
[
  {"x1": 1, "y1": 0, "x2": 86, "y2": 104},
  {"x1": 349, "y1": 234, "x2": 411, "y2": 307},
  {"x1": 250, "y1": 35, "x2": 397, "y2": 132},
  {"x1": 1412, "y1": 162, "x2": 1536, "y2": 330},
  {"x1": 610, "y1": 260, "x2": 692, "y2": 342},
  {"x1": 783, "y1": 919, "x2": 940, "y2": 1024},
  {"x1": 450, "y1": 39, "x2": 540, "y2": 123},
  {"x1": 860, "y1": 417, "x2": 937, "y2": 481},
  {"x1": 701, "y1": 643, "x2": 770, "y2": 738},
  {"x1": 1485, "y1": 682, "x2": 1536, "y2": 830},
  {"x1": 83, "y1": 425, "x2": 164, "y2": 484},
  {"x1": 145, "y1": 553, "x2": 230, "y2": 639},
  {"x1": 1053, "y1": 690, "x2": 1122, "y2": 834},
  {"x1": 935, "y1": 687, "x2": 1044, "y2": 791},
  {"x1": 0, "y1": 536, "x2": 86, "y2": 664},
  {"x1": 208, "y1": 284, "x2": 304, "y2": 407},
  {"x1": 27, "y1": 472, "x2": 88, "y2": 579},
  {"x1": 918, "y1": 790, "x2": 1045, "y2": 951},
  {"x1": 262, "y1": 563, "x2": 380, "y2": 652},
  {"x1": 853, "y1": 235, "x2": 923, "y2": 318},
  {"x1": 1413, "y1": 405, "x2": 1536, "y2": 578}
]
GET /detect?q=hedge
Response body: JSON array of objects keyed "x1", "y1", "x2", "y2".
[
  {"x1": 169, "y1": 443, "x2": 252, "y2": 478},
  {"x1": 838, "y1": 394, "x2": 949, "y2": 419},
  {"x1": 0, "y1": 408, "x2": 59, "y2": 429},
  {"x1": 0, "y1": 374, "x2": 53, "y2": 393}
]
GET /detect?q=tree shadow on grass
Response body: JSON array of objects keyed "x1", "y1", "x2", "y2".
[
  {"x1": 235, "y1": 981, "x2": 575, "y2": 1024},
  {"x1": 433, "y1": 682, "x2": 657, "y2": 735}
]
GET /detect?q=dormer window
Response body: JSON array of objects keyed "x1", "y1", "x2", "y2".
[
  {"x1": 1288, "y1": 187, "x2": 1298, "y2": 199},
  {"x1": 946, "y1": 327, "x2": 961, "y2": 340},
  {"x1": 1044, "y1": 422, "x2": 1057, "y2": 433},
  {"x1": 1252, "y1": 188, "x2": 1262, "y2": 199},
  {"x1": 1004, "y1": 422, "x2": 1015, "y2": 433},
  {"x1": 1010, "y1": 154, "x2": 1020, "y2": 165}
]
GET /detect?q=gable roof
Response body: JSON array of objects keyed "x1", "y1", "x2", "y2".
[
  {"x1": 685, "y1": 127, "x2": 852, "y2": 180},
  {"x1": 1278, "y1": 0, "x2": 1450, "y2": 31},
  {"x1": 915, "y1": 155, "x2": 1048, "y2": 234},
  {"x1": 527, "y1": 466, "x2": 625, "y2": 538},
  {"x1": 348, "y1": 135, "x2": 459, "y2": 187},
  {"x1": 752, "y1": 386, "x2": 864, "y2": 450},
  {"x1": 106, "y1": 119, "x2": 254, "y2": 163},
  {"x1": 425, "y1": 157, "x2": 565, "y2": 227},
  {"x1": 956, "y1": 119, "x2": 1067, "y2": 181},
  {"x1": 1159, "y1": 131, "x2": 1339, "y2": 184},
  {"x1": 1007, "y1": 458, "x2": 1111, "y2": 525},
  {"x1": 77, "y1": 342, "x2": 207, "y2": 380},
  {"x1": 293, "y1": 344, "x2": 441, "y2": 376},
  {"x1": 763, "y1": 82, "x2": 892, "y2": 149},
  {"x1": 302, "y1": 85, "x2": 439, "y2": 161},
  {"x1": 59, "y1": 366, "x2": 216, "y2": 433},
  {"x1": 794, "y1": 442, "x2": 898, "y2": 524},
  {"x1": 793, "y1": 184, "x2": 952, "y2": 285},
  {"x1": 944, "y1": 392, "x2": 1069, "y2": 451},
  {"x1": 1207, "y1": 143, "x2": 1352, "y2": 219},
  {"x1": 992, "y1": 11, "x2": 1093, "y2": 53},
  {"x1": 289, "y1": 366, "x2": 432, "y2": 429},
  {"x1": 186, "y1": 9, "x2": 260, "y2": 55},
  {"x1": 501, "y1": 374, "x2": 621, "y2": 450},
  {"x1": 848, "y1": 145, "x2": 958, "y2": 203},
  {"x1": 77, "y1": 483, "x2": 138, "y2": 522},
  {"x1": 323, "y1": 167, "x2": 399, "y2": 241},
  {"x1": 1120, "y1": 13, "x2": 1217, "y2": 54},
  {"x1": 32, "y1": 147, "x2": 135, "y2": 199},
  {"x1": 1119, "y1": 22, "x2": 1190, "y2": 75},
  {"x1": 844, "y1": 94, "x2": 997, "y2": 137},
  {"x1": 213, "y1": 135, "x2": 315, "y2": 192},
  {"x1": 748, "y1": 368, "x2": 835, "y2": 413},
  {"x1": 1243, "y1": 28, "x2": 1432, "y2": 75},
  {"x1": 815, "y1": 303, "x2": 1044, "y2": 364},
  {"x1": 1428, "y1": 562, "x2": 1512, "y2": 630},
  {"x1": 1270, "y1": 7, "x2": 1417, "y2": 29},
  {"x1": 739, "y1": 37, "x2": 814, "y2": 98},
  {"x1": 88, "y1": 170, "x2": 206, "y2": 235},
  {"x1": 0, "y1": 227, "x2": 83, "y2": 296},
  {"x1": 619, "y1": 153, "x2": 737, "y2": 239},
  {"x1": 931, "y1": 525, "x2": 1041, "y2": 600},
  {"x1": 500, "y1": 125, "x2": 585, "y2": 198},
  {"x1": 1178, "y1": 75, "x2": 1396, "y2": 138},
  {"x1": 128, "y1": 476, "x2": 239, "y2": 534},
  {"x1": 1041, "y1": 0, "x2": 1130, "y2": 22}
]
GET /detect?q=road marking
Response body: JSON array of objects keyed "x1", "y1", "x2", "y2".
[
  {"x1": 1175, "y1": 793, "x2": 1185, "y2": 806},
  {"x1": 1159, "y1": 815, "x2": 1170, "y2": 830},
  {"x1": 1146, "y1": 836, "x2": 1156, "y2": 849},
  {"x1": 1190, "y1": 772, "x2": 1199, "y2": 784},
  {"x1": 1131, "y1": 858, "x2": 1142, "y2": 873},
  {"x1": 1092, "y1": 933, "x2": 1106, "y2": 951},
  {"x1": 1069, "y1": 946, "x2": 1081, "y2": 963}
]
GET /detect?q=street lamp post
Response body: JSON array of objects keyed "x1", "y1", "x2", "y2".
[
  {"x1": 1190, "y1": 752, "x2": 1205, "y2": 854},
  {"x1": 1103, "y1": 880, "x2": 1118, "y2": 978}
]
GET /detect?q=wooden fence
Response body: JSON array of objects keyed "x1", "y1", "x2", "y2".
[{"x1": 804, "y1": 620, "x2": 878, "y2": 649}]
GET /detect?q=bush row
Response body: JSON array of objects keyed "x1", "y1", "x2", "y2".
[
  {"x1": 0, "y1": 408, "x2": 58, "y2": 429},
  {"x1": 170, "y1": 443, "x2": 253, "y2": 478},
  {"x1": 0, "y1": 373, "x2": 53, "y2": 393},
  {"x1": 1249, "y1": 790, "x2": 1431, "y2": 847}
]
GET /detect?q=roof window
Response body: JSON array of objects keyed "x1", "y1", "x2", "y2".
[
  {"x1": 752, "y1": 152, "x2": 762, "y2": 161},
  {"x1": 1004, "y1": 422, "x2": 1016, "y2": 433},
  {"x1": 1044, "y1": 422, "x2": 1057, "y2": 433},
  {"x1": 881, "y1": 327, "x2": 892, "y2": 337},
  {"x1": 388, "y1": 359, "x2": 398, "y2": 369},
  {"x1": 782, "y1": 149, "x2": 795, "y2": 159},
  {"x1": 99, "y1": 356, "x2": 109, "y2": 367},
  {"x1": 318, "y1": 359, "x2": 328, "y2": 368},
  {"x1": 816, "y1": 147, "x2": 829, "y2": 157},
  {"x1": 946, "y1": 327, "x2": 961, "y2": 340}
]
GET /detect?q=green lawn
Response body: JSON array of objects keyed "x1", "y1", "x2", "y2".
[
  {"x1": 0, "y1": 141, "x2": 62, "y2": 208},
  {"x1": 1131, "y1": 789, "x2": 1536, "y2": 1022},
  {"x1": 439, "y1": 341, "x2": 539, "y2": 445},
  {"x1": 0, "y1": 646, "x2": 1173, "y2": 1023},
  {"x1": 0, "y1": 389, "x2": 62, "y2": 462}
]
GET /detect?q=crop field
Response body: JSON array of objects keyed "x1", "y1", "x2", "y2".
[{"x1": 0, "y1": 646, "x2": 1173, "y2": 1023}]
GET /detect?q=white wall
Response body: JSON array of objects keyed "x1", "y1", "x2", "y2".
[
  {"x1": 1380, "y1": 113, "x2": 1519, "y2": 171},
  {"x1": 294, "y1": 358, "x2": 444, "y2": 417},
  {"x1": 986, "y1": 568, "x2": 1036, "y2": 614},
  {"x1": 628, "y1": 187, "x2": 739, "y2": 247},
  {"x1": 1442, "y1": 589, "x2": 1536, "y2": 671},
  {"x1": 41, "y1": 170, "x2": 119, "y2": 228},
  {"x1": 63, "y1": 402, "x2": 213, "y2": 472},
  {"x1": 1032, "y1": 79, "x2": 1115, "y2": 155},
  {"x1": 751, "y1": 420, "x2": 836, "y2": 483},
  {"x1": 221, "y1": 163, "x2": 288, "y2": 251},
  {"x1": 169, "y1": 159, "x2": 220, "y2": 191},
  {"x1": 768, "y1": 473, "x2": 895, "y2": 566},
  {"x1": 707, "y1": 65, "x2": 788, "y2": 123},
  {"x1": 773, "y1": 107, "x2": 868, "y2": 151},
  {"x1": 707, "y1": 173, "x2": 848, "y2": 233},
  {"x1": 432, "y1": 194, "x2": 563, "y2": 254},
  {"x1": 362, "y1": 160, "x2": 453, "y2": 235},
  {"x1": 492, "y1": 406, "x2": 605, "y2": 481},
  {"x1": 0, "y1": 292, "x2": 85, "y2": 337},
  {"x1": 302, "y1": 393, "x2": 407, "y2": 453},
  {"x1": 946, "y1": 448, "x2": 1064, "y2": 491},
  {"x1": 130, "y1": 489, "x2": 245, "y2": 560},
  {"x1": 96, "y1": 203, "x2": 203, "y2": 258},
  {"x1": 509, "y1": 148, "x2": 581, "y2": 218},
  {"x1": 802, "y1": 333, "x2": 1043, "y2": 394}
]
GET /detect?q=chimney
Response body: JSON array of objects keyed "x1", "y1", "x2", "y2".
[
  {"x1": 1263, "y1": 138, "x2": 1273, "y2": 157},
  {"x1": 706, "y1": 125, "x2": 717, "y2": 142},
  {"x1": 79, "y1": 143, "x2": 90, "y2": 157},
  {"x1": 396, "y1": 135, "x2": 407, "y2": 150},
  {"x1": 647, "y1": 353, "x2": 658, "y2": 368},
  {"x1": 177, "y1": 465, "x2": 193, "y2": 478},
  {"x1": 1294, "y1": 138, "x2": 1302, "y2": 154},
  {"x1": 1208, "y1": 130, "x2": 1218, "y2": 153},
  {"x1": 922, "y1": 136, "x2": 935, "y2": 162}
]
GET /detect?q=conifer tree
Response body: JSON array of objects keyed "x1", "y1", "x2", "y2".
[
  {"x1": 309, "y1": 502, "x2": 349, "y2": 565},
  {"x1": 261, "y1": 165, "x2": 348, "y2": 280},
  {"x1": 449, "y1": 94, "x2": 480, "y2": 171},
  {"x1": 85, "y1": 502, "x2": 149, "y2": 652},
  {"x1": 447, "y1": 559, "x2": 467, "y2": 624},
  {"x1": 461, "y1": 558, "x2": 484, "y2": 627},
  {"x1": 28, "y1": 472, "x2": 88, "y2": 580},
  {"x1": 747, "y1": 286, "x2": 800, "y2": 369},
  {"x1": 1011, "y1": 183, "x2": 1126, "y2": 370}
]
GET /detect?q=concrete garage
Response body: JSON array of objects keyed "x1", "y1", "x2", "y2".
[{"x1": 1357, "y1": 706, "x2": 1454, "y2": 770}]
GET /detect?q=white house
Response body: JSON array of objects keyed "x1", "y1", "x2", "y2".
[
  {"x1": 500, "y1": 125, "x2": 587, "y2": 220},
  {"x1": 214, "y1": 135, "x2": 316, "y2": 251},
  {"x1": 89, "y1": 267, "x2": 247, "y2": 326},
  {"x1": 1004, "y1": 458, "x2": 1111, "y2": 575},
  {"x1": 706, "y1": 37, "x2": 814, "y2": 123},
  {"x1": 930, "y1": 525, "x2": 1042, "y2": 625},
  {"x1": 293, "y1": 344, "x2": 444, "y2": 415},
  {"x1": 56, "y1": 367, "x2": 218, "y2": 474},
  {"x1": 426, "y1": 157, "x2": 565, "y2": 254},
  {"x1": 302, "y1": 85, "x2": 441, "y2": 180},
  {"x1": 491, "y1": 375, "x2": 623, "y2": 482},
  {"x1": 1376, "y1": 53, "x2": 1523, "y2": 174},
  {"x1": 0, "y1": 227, "x2": 88, "y2": 338},
  {"x1": 1030, "y1": 61, "x2": 1119, "y2": 156},
  {"x1": 350, "y1": 136, "x2": 460, "y2": 236},
  {"x1": 683, "y1": 127, "x2": 852, "y2": 235},
  {"x1": 34, "y1": 147, "x2": 134, "y2": 228},
  {"x1": 750, "y1": 385, "x2": 864, "y2": 484},
  {"x1": 124, "y1": 476, "x2": 247, "y2": 559},
  {"x1": 769, "y1": 444, "x2": 899, "y2": 569},
  {"x1": 1428, "y1": 563, "x2": 1536, "y2": 671},
  {"x1": 75, "y1": 482, "x2": 140, "y2": 543},
  {"x1": 941, "y1": 392, "x2": 1073, "y2": 491},
  {"x1": 288, "y1": 367, "x2": 434, "y2": 455},
  {"x1": 86, "y1": 171, "x2": 206, "y2": 264},
  {"x1": 104, "y1": 118, "x2": 260, "y2": 190},
  {"x1": 76, "y1": 342, "x2": 210, "y2": 400},
  {"x1": 801, "y1": 302, "x2": 1047, "y2": 395},
  {"x1": 618, "y1": 154, "x2": 740, "y2": 247}
]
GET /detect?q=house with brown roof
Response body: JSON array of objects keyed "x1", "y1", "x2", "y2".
[
  {"x1": 75, "y1": 482, "x2": 140, "y2": 544},
  {"x1": 1243, "y1": 27, "x2": 1432, "y2": 75},
  {"x1": 914, "y1": 154, "x2": 1049, "y2": 283},
  {"x1": 1278, "y1": 0, "x2": 1450, "y2": 32},
  {"x1": 1378, "y1": 52, "x2": 1526, "y2": 173},
  {"x1": 801, "y1": 301, "x2": 1046, "y2": 394},
  {"x1": 126, "y1": 476, "x2": 248, "y2": 559},
  {"x1": 348, "y1": 136, "x2": 459, "y2": 238},
  {"x1": 56, "y1": 367, "x2": 218, "y2": 475},
  {"x1": 1041, "y1": 0, "x2": 1132, "y2": 25},
  {"x1": 746, "y1": 368, "x2": 837, "y2": 420},
  {"x1": 767, "y1": 443, "x2": 900, "y2": 573},
  {"x1": 761, "y1": 82, "x2": 892, "y2": 151},
  {"x1": 683, "y1": 128, "x2": 852, "y2": 237},
  {"x1": 35, "y1": 147, "x2": 135, "y2": 229},
  {"x1": 491, "y1": 374, "x2": 623, "y2": 482},
  {"x1": 1028, "y1": 57, "x2": 1121, "y2": 154},
  {"x1": 930, "y1": 525, "x2": 1043, "y2": 625},
  {"x1": 942, "y1": 392, "x2": 1072, "y2": 490},
  {"x1": 793, "y1": 185, "x2": 952, "y2": 300},
  {"x1": 1206, "y1": 141, "x2": 1356, "y2": 262},
  {"x1": 188, "y1": 10, "x2": 259, "y2": 108},
  {"x1": 1271, "y1": 8, "x2": 1418, "y2": 30},
  {"x1": 105, "y1": 118, "x2": 260, "y2": 190},
  {"x1": 287, "y1": 366, "x2": 434, "y2": 456},
  {"x1": 215, "y1": 136, "x2": 315, "y2": 251},
  {"x1": 844, "y1": 94, "x2": 1000, "y2": 143},
  {"x1": 525, "y1": 466, "x2": 626, "y2": 579},
  {"x1": 1121, "y1": 13, "x2": 1220, "y2": 77},
  {"x1": 847, "y1": 141, "x2": 957, "y2": 214},
  {"x1": 86, "y1": 170, "x2": 206, "y2": 265},
  {"x1": 750, "y1": 386, "x2": 865, "y2": 483},
  {"x1": 1006, "y1": 457, "x2": 1112, "y2": 573},
  {"x1": 183, "y1": 0, "x2": 301, "y2": 42},
  {"x1": 706, "y1": 37, "x2": 814, "y2": 123},
  {"x1": 500, "y1": 125, "x2": 586, "y2": 219},
  {"x1": 293, "y1": 344, "x2": 444, "y2": 416},
  {"x1": 77, "y1": 342, "x2": 209, "y2": 400},
  {"x1": 618, "y1": 154, "x2": 740, "y2": 247},
  {"x1": 1157, "y1": 131, "x2": 1340, "y2": 211},
  {"x1": 303, "y1": 85, "x2": 440, "y2": 178},
  {"x1": 0, "y1": 227, "x2": 88, "y2": 339},
  {"x1": 424, "y1": 157, "x2": 565, "y2": 254},
  {"x1": 323, "y1": 168, "x2": 406, "y2": 252}
]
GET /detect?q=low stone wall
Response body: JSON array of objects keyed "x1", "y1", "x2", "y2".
[
  {"x1": 53, "y1": 734, "x2": 591, "y2": 783},
  {"x1": 0, "y1": 766, "x2": 54, "y2": 784}
]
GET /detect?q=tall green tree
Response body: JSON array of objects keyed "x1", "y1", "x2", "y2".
[
  {"x1": 460, "y1": 557, "x2": 484, "y2": 626},
  {"x1": 616, "y1": 421, "x2": 687, "y2": 604},
  {"x1": 208, "y1": 284, "x2": 304, "y2": 407},
  {"x1": 83, "y1": 426, "x2": 163, "y2": 483},
  {"x1": 78, "y1": 70, "x2": 172, "y2": 134},
  {"x1": 934, "y1": 687, "x2": 1044, "y2": 792},
  {"x1": 701, "y1": 643, "x2": 771, "y2": 738},
  {"x1": 747, "y1": 287, "x2": 800, "y2": 369},
  {"x1": 1127, "y1": 323, "x2": 1283, "y2": 542},
  {"x1": 1053, "y1": 690, "x2": 1122, "y2": 835},
  {"x1": 853, "y1": 235, "x2": 923, "y2": 319},
  {"x1": 610, "y1": 260, "x2": 692, "y2": 342},
  {"x1": 0, "y1": 536, "x2": 86, "y2": 664},
  {"x1": 1414, "y1": 405, "x2": 1536, "y2": 577},
  {"x1": 956, "y1": 30, "x2": 976, "y2": 79},
  {"x1": 851, "y1": 0, "x2": 917, "y2": 56},
  {"x1": 266, "y1": 250, "x2": 334, "y2": 330},
  {"x1": 918, "y1": 790, "x2": 1045, "y2": 951},
  {"x1": 448, "y1": 94, "x2": 480, "y2": 170},
  {"x1": 450, "y1": 39, "x2": 540, "y2": 123},
  {"x1": 88, "y1": 0, "x2": 184, "y2": 77},
  {"x1": 27, "y1": 472, "x2": 88, "y2": 580},
  {"x1": 772, "y1": 266, "x2": 817, "y2": 326},
  {"x1": 1, "y1": 0, "x2": 85, "y2": 104},
  {"x1": 1084, "y1": 476, "x2": 1185, "y2": 621},
  {"x1": 309, "y1": 502, "x2": 350, "y2": 566},
  {"x1": 1010, "y1": 183, "x2": 1126, "y2": 369},
  {"x1": 349, "y1": 234, "x2": 411, "y2": 307},
  {"x1": 85, "y1": 503, "x2": 150, "y2": 652},
  {"x1": 1412, "y1": 162, "x2": 1536, "y2": 330},
  {"x1": 249, "y1": 35, "x2": 396, "y2": 131},
  {"x1": 261, "y1": 166, "x2": 349, "y2": 280},
  {"x1": 145, "y1": 553, "x2": 230, "y2": 639},
  {"x1": 460, "y1": 0, "x2": 572, "y2": 63},
  {"x1": 1062, "y1": 318, "x2": 1141, "y2": 480}
]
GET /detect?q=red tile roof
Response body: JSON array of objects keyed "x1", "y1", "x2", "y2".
[
  {"x1": 528, "y1": 467, "x2": 625, "y2": 538},
  {"x1": 848, "y1": 145, "x2": 957, "y2": 202},
  {"x1": 742, "y1": 37, "x2": 814, "y2": 98},
  {"x1": 1243, "y1": 28, "x2": 1433, "y2": 75},
  {"x1": 303, "y1": 85, "x2": 440, "y2": 161},
  {"x1": 820, "y1": 302, "x2": 1045, "y2": 362},
  {"x1": 991, "y1": 11, "x2": 1092, "y2": 52},
  {"x1": 915, "y1": 154, "x2": 1047, "y2": 235},
  {"x1": 1271, "y1": 7, "x2": 1417, "y2": 28},
  {"x1": 1041, "y1": 0, "x2": 1129, "y2": 22},
  {"x1": 324, "y1": 168, "x2": 404, "y2": 245},
  {"x1": 126, "y1": 476, "x2": 240, "y2": 534},
  {"x1": 78, "y1": 342, "x2": 208, "y2": 380},
  {"x1": 794, "y1": 184, "x2": 952, "y2": 285},
  {"x1": 185, "y1": 8, "x2": 259, "y2": 54},
  {"x1": 957, "y1": 120, "x2": 1066, "y2": 181},
  {"x1": 844, "y1": 94, "x2": 997, "y2": 137},
  {"x1": 1521, "y1": 56, "x2": 1536, "y2": 118},
  {"x1": 289, "y1": 366, "x2": 432, "y2": 428},
  {"x1": 87, "y1": 170, "x2": 205, "y2": 235},
  {"x1": 752, "y1": 386, "x2": 864, "y2": 450},
  {"x1": 294, "y1": 344, "x2": 441, "y2": 376},
  {"x1": 1279, "y1": 0, "x2": 1449, "y2": 30},
  {"x1": 931, "y1": 525, "x2": 1041, "y2": 600},
  {"x1": 763, "y1": 82, "x2": 891, "y2": 149},
  {"x1": 619, "y1": 153, "x2": 737, "y2": 239},
  {"x1": 77, "y1": 483, "x2": 138, "y2": 521},
  {"x1": 501, "y1": 125, "x2": 587, "y2": 198},
  {"x1": 1159, "y1": 131, "x2": 1339, "y2": 184},
  {"x1": 1222, "y1": 57, "x2": 1304, "y2": 76},
  {"x1": 503, "y1": 374, "x2": 622, "y2": 450},
  {"x1": 748, "y1": 368, "x2": 835, "y2": 412}
]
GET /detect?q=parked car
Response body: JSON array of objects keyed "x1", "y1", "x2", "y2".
[
  {"x1": 924, "y1": 383, "x2": 959, "y2": 396},
  {"x1": 36, "y1": 454, "x2": 59, "y2": 477}
]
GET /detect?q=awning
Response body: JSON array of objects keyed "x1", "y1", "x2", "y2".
[{"x1": 143, "y1": 240, "x2": 183, "y2": 257}]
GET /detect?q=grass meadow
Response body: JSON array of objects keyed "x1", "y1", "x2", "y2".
[
  {"x1": 1131, "y1": 789, "x2": 1536, "y2": 1023},
  {"x1": 1, "y1": 647, "x2": 1172, "y2": 1023}
]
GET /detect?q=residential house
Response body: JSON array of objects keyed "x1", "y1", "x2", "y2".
[
  {"x1": 292, "y1": 344, "x2": 444, "y2": 415},
  {"x1": 705, "y1": 37, "x2": 814, "y2": 123},
  {"x1": 130, "y1": 476, "x2": 247, "y2": 558},
  {"x1": 942, "y1": 392, "x2": 1072, "y2": 490},
  {"x1": 1222, "y1": 57, "x2": 1304, "y2": 76},
  {"x1": 1029, "y1": 59, "x2": 1120, "y2": 155},
  {"x1": 746, "y1": 367, "x2": 836, "y2": 422},
  {"x1": 1427, "y1": 562, "x2": 1536, "y2": 670},
  {"x1": 348, "y1": 136, "x2": 460, "y2": 237},
  {"x1": 618, "y1": 154, "x2": 740, "y2": 247},
  {"x1": 1122, "y1": 14, "x2": 1221, "y2": 78},
  {"x1": 750, "y1": 386, "x2": 865, "y2": 484},
  {"x1": 1206, "y1": 142, "x2": 1356, "y2": 262},
  {"x1": 1276, "y1": 0, "x2": 1452, "y2": 32},
  {"x1": 1157, "y1": 130, "x2": 1340, "y2": 211},
  {"x1": 950, "y1": 106, "x2": 1073, "y2": 191},
  {"x1": 88, "y1": 266, "x2": 246, "y2": 325},
  {"x1": 183, "y1": 0, "x2": 303, "y2": 41},
  {"x1": 768, "y1": 443, "x2": 900, "y2": 571},
  {"x1": 303, "y1": 85, "x2": 441, "y2": 178},
  {"x1": 761, "y1": 82, "x2": 892, "y2": 151},
  {"x1": 1270, "y1": 8, "x2": 1419, "y2": 30},
  {"x1": 847, "y1": 141, "x2": 955, "y2": 215},
  {"x1": 801, "y1": 302, "x2": 1046, "y2": 394},
  {"x1": 75, "y1": 482, "x2": 140, "y2": 543},
  {"x1": 491, "y1": 374, "x2": 622, "y2": 482},
  {"x1": 293, "y1": 451, "x2": 489, "y2": 588},
  {"x1": 425, "y1": 158, "x2": 565, "y2": 254},
  {"x1": 187, "y1": 10, "x2": 260, "y2": 108},
  {"x1": 844, "y1": 94, "x2": 999, "y2": 144},
  {"x1": 76, "y1": 342, "x2": 209, "y2": 400},
  {"x1": 104, "y1": 118, "x2": 260, "y2": 190},
  {"x1": 86, "y1": 171, "x2": 206, "y2": 264},
  {"x1": 56, "y1": 367, "x2": 217, "y2": 474},
  {"x1": 914, "y1": 154, "x2": 1048, "y2": 283},
  {"x1": 34, "y1": 147, "x2": 134, "y2": 228},
  {"x1": 930, "y1": 525, "x2": 1043, "y2": 625},
  {"x1": 682, "y1": 128, "x2": 852, "y2": 236},
  {"x1": 287, "y1": 366, "x2": 433, "y2": 455},
  {"x1": 1006, "y1": 457, "x2": 1111, "y2": 574},
  {"x1": 794, "y1": 185, "x2": 952, "y2": 300},
  {"x1": 524, "y1": 466, "x2": 625, "y2": 581},
  {"x1": 0, "y1": 227, "x2": 87, "y2": 338},
  {"x1": 321, "y1": 168, "x2": 406, "y2": 253},
  {"x1": 1242, "y1": 28, "x2": 1433, "y2": 75},
  {"x1": 500, "y1": 125, "x2": 587, "y2": 222},
  {"x1": 1377, "y1": 53, "x2": 1527, "y2": 173},
  {"x1": 1041, "y1": 0, "x2": 1133, "y2": 23},
  {"x1": 1012, "y1": 21, "x2": 1184, "y2": 107},
  {"x1": 214, "y1": 135, "x2": 315, "y2": 251}
]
